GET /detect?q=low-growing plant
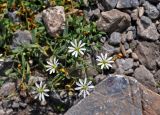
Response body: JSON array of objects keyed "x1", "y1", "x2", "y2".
[{"x1": 0, "y1": 0, "x2": 115, "y2": 113}]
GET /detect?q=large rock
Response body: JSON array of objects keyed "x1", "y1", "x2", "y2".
[
  {"x1": 65, "y1": 75, "x2": 160, "y2": 115},
  {"x1": 11, "y1": 30, "x2": 32, "y2": 49},
  {"x1": 134, "y1": 65, "x2": 156, "y2": 90},
  {"x1": 0, "y1": 82, "x2": 16, "y2": 97},
  {"x1": 42, "y1": 6, "x2": 65, "y2": 37},
  {"x1": 116, "y1": 0, "x2": 139, "y2": 8},
  {"x1": 96, "y1": 9, "x2": 131, "y2": 33},
  {"x1": 137, "y1": 17, "x2": 159, "y2": 41},
  {"x1": 98, "y1": 0, "x2": 118, "y2": 10},
  {"x1": 135, "y1": 41, "x2": 160, "y2": 70},
  {"x1": 143, "y1": 1, "x2": 159, "y2": 19}
]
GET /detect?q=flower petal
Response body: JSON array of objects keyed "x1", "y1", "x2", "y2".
[
  {"x1": 75, "y1": 86, "x2": 82, "y2": 90},
  {"x1": 79, "y1": 79, "x2": 84, "y2": 85},
  {"x1": 84, "y1": 78, "x2": 87, "y2": 85},
  {"x1": 79, "y1": 90, "x2": 84, "y2": 96},
  {"x1": 35, "y1": 82, "x2": 40, "y2": 88},
  {"x1": 88, "y1": 85, "x2": 95, "y2": 89}
]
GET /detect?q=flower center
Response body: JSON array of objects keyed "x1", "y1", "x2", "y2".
[
  {"x1": 37, "y1": 88, "x2": 44, "y2": 93},
  {"x1": 52, "y1": 64, "x2": 57, "y2": 69},
  {"x1": 102, "y1": 60, "x2": 108, "y2": 64},
  {"x1": 75, "y1": 47, "x2": 80, "y2": 52},
  {"x1": 82, "y1": 85, "x2": 88, "y2": 91}
]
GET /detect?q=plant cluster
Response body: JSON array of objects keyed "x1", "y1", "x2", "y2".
[{"x1": 0, "y1": 0, "x2": 114, "y2": 112}]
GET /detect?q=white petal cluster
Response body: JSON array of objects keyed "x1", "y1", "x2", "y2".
[
  {"x1": 32, "y1": 81, "x2": 49, "y2": 102},
  {"x1": 68, "y1": 39, "x2": 86, "y2": 57},
  {"x1": 46, "y1": 57, "x2": 59, "y2": 74},
  {"x1": 75, "y1": 78, "x2": 94, "y2": 98},
  {"x1": 96, "y1": 53, "x2": 114, "y2": 69}
]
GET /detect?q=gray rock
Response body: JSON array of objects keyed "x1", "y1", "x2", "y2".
[
  {"x1": 147, "y1": 0, "x2": 160, "y2": 3},
  {"x1": 8, "y1": 11, "x2": 21, "y2": 22},
  {"x1": 0, "y1": 110, "x2": 5, "y2": 115},
  {"x1": 131, "y1": 9, "x2": 138, "y2": 20},
  {"x1": 0, "y1": 58, "x2": 13, "y2": 76},
  {"x1": 116, "y1": 58, "x2": 134, "y2": 71},
  {"x1": 0, "y1": 82, "x2": 16, "y2": 97},
  {"x1": 42, "y1": 6, "x2": 65, "y2": 37},
  {"x1": 131, "y1": 52, "x2": 139, "y2": 60},
  {"x1": 156, "y1": 58, "x2": 160, "y2": 68},
  {"x1": 154, "y1": 69, "x2": 160, "y2": 83},
  {"x1": 138, "y1": 7, "x2": 144, "y2": 17},
  {"x1": 11, "y1": 30, "x2": 32, "y2": 49},
  {"x1": 141, "y1": 16, "x2": 152, "y2": 27},
  {"x1": 102, "y1": 42, "x2": 120, "y2": 56},
  {"x1": 124, "y1": 42, "x2": 130, "y2": 50},
  {"x1": 98, "y1": 0, "x2": 118, "y2": 10},
  {"x1": 6, "y1": 109, "x2": 13, "y2": 115},
  {"x1": 121, "y1": 33, "x2": 127, "y2": 43},
  {"x1": 2, "y1": 100, "x2": 10, "y2": 109},
  {"x1": 84, "y1": 9, "x2": 100, "y2": 22},
  {"x1": 126, "y1": 31, "x2": 134, "y2": 41},
  {"x1": 143, "y1": 1, "x2": 159, "y2": 19},
  {"x1": 157, "y1": 3, "x2": 160, "y2": 12},
  {"x1": 134, "y1": 65, "x2": 156, "y2": 90},
  {"x1": 84, "y1": 55, "x2": 98, "y2": 77},
  {"x1": 95, "y1": 74, "x2": 106, "y2": 83},
  {"x1": 135, "y1": 41, "x2": 159, "y2": 70},
  {"x1": 65, "y1": 75, "x2": 160, "y2": 115},
  {"x1": 127, "y1": 26, "x2": 137, "y2": 40},
  {"x1": 0, "y1": 102, "x2": 2, "y2": 109},
  {"x1": 96, "y1": 9, "x2": 131, "y2": 33},
  {"x1": 126, "y1": 49, "x2": 133, "y2": 54},
  {"x1": 154, "y1": 70, "x2": 160, "y2": 82},
  {"x1": 12, "y1": 102, "x2": 19, "y2": 109},
  {"x1": 157, "y1": 24, "x2": 160, "y2": 33},
  {"x1": 133, "y1": 61, "x2": 140, "y2": 68},
  {"x1": 137, "y1": 18, "x2": 159, "y2": 41},
  {"x1": 91, "y1": 8, "x2": 101, "y2": 18},
  {"x1": 117, "y1": 0, "x2": 139, "y2": 8},
  {"x1": 19, "y1": 102, "x2": 27, "y2": 108},
  {"x1": 124, "y1": 69, "x2": 134, "y2": 75},
  {"x1": 108, "y1": 32, "x2": 121, "y2": 46}
]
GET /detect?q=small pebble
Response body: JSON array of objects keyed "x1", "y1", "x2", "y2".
[
  {"x1": 12, "y1": 102, "x2": 19, "y2": 109},
  {"x1": 132, "y1": 52, "x2": 139, "y2": 60},
  {"x1": 19, "y1": 102, "x2": 27, "y2": 108},
  {"x1": 138, "y1": 7, "x2": 144, "y2": 17},
  {"x1": 6, "y1": 109, "x2": 13, "y2": 115},
  {"x1": 126, "y1": 49, "x2": 132, "y2": 54}
]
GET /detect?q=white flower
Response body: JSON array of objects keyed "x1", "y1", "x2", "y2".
[
  {"x1": 96, "y1": 53, "x2": 114, "y2": 69},
  {"x1": 32, "y1": 81, "x2": 49, "y2": 102},
  {"x1": 46, "y1": 57, "x2": 59, "y2": 74},
  {"x1": 68, "y1": 39, "x2": 86, "y2": 57},
  {"x1": 75, "y1": 78, "x2": 94, "y2": 98}
]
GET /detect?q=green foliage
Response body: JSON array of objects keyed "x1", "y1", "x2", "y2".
[{"x1": 0, "y1": 0, "x2": 106, "y2": 112}]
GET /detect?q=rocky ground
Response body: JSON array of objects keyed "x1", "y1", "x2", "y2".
[{"x1": 0, "y1": 0, "x2": 160, "y2": 115}]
